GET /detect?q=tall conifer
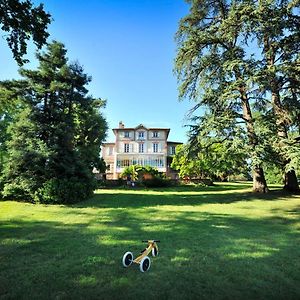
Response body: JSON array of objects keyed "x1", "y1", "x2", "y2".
[
  {"x1": 175, "y1": 0, "x2": 269, "y2": 192},
  {"x1": 1, "y1": 41, "x2": 107, "y2": 203}
]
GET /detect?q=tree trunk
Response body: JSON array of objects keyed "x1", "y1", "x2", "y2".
[
  {"x1": 253, "y1": 166, "x2": 269, "y2": 193},
  {"x1": 284, "y1": 169, "x2": 299, "y2": 192},
  {"x1": 239, "y1": 84, "x2": 269, "y2": 193},
  {"x1": 264, "y1": 34, "x2": 299, "y2": 192},
  {"x1": 271, "y1": 91, "x2": 299, "y2": 192}
]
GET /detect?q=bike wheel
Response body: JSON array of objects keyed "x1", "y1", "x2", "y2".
[
  {"x1": 151, "y1": 247, "x2": 158, "y2": 257},
  {"x1": 122, "y1": 251, "x2": 133, "y2": 267},
  {"x1": 139, "y1": 256, "x2": 151, "y2": 272}
]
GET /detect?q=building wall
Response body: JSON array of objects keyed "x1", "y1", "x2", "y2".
[{"x1": 101, "y1": 123, "x2": 181, "y2": 179}]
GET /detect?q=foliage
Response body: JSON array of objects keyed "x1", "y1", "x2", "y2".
[
  {"x1": 1, "y1": 107, "x2": 51, "y2": 200},
  {"x1": 171, "y1": 144, "x2": 206, "y2": 179},
  {"x1": 142, "y1": 177, "x2": 170, "y2": 188},
  {"x1": 34, "y1": 177, "x2": 96, "y2": 204},
  {"x1": 140, "y1": 165, "x2": 162, "y2": 177},
  {"x1": 174, "y1": 0, "x2": 300, "y2": 191},
  {"x1": 121, "y1": 165, "x2": 163, "y2": 181},
  {"x1": 249, "y1": 0, "x2": 300, "y2": 191},
  {"x1": 263, "y1": 164, "x2": 284, "y2": 185},
  {"x1": 1, "y1": 41, "x2": 107, "y2": 203},
  {"x1": 0, "y1": 0, "x2": 51, "y2": 65},
  {"x1": 172, "y1": 126, "x2": 249, "y2": 181},
  {"x1": 0, "y1": 80, "x2": 25, "y2": 174},
  {"x1": 174, "y1": 0, "x2": 270, "y2": 192},
  {"x1": 120, "y1": 165, "x2": 170, "y2": 187},
  {"x1": 120, "y1": 165, "x2": 141, "y2": 181}
]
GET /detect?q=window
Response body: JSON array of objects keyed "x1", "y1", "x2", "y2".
[
  {"x1": 153, "y1": 131, "x2": 159, "y2": 138},
  {"x1": 170, "y1": 146, "x2": 176, "y2": 155},
  {"x1": 138, "y1": 131, "x2": 144, "y2": 139},
  {"x1": 139, "y1": 143, "x2": 144, "y2": 153},
  {"x1": 124, "y1": 143, "x2": 130, "y2": 153},
  {"x1": 123, "y1": 159, "x2": 130, "y2": 167},
  {"x1": 106, "y1": 146, "x2": 114, "y2": 156},
  {"x1": 124, "y1": 131, "x2": 130, "y2": 138},
  {"x1": 153, "y1": 143, "x2": 159, "y2": 153},
  {"x1": 117, "y1": 159, "x2": 130, "y2": 168}
]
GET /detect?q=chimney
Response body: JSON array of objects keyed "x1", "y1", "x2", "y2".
[{"x1": 119, "y1": 121, "x2": 125, "y2": 129}]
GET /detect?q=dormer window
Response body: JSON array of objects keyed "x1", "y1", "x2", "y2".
[
  {"x1": 138, "y1": 131, "x2": 144, "y2": 139},
  {"x1": 124, "y1": 131, "x2": 130, "y2": 138}
]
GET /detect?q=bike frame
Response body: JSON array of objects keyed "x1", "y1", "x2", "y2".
[{"x1": 133, "y1": 240, "x2": 159, "y2": 264}]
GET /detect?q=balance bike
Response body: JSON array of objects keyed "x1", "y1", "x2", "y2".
[{"x1": 122, "y1": 240, "x2": 160, "y2": 272}]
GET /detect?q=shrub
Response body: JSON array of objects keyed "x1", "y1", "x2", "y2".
[
  {"x1": 34, "y1": 177, "x2": 96, "y2": 204},
  {"x1": 263, "y1": 164, "x2": 283, "y2": 184},
  {"x1": 1, "y1": 177, "x2": 38, "y2": 202},
  {"x1": 97, "y1": 179, "x2": 125, "y2": 188},
  {"x1": 142, "y1": 177, "x2": 170, "y2": 188}
]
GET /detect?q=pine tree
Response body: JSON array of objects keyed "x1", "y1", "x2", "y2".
[
  {"x1": 249, "y1": 0, "x2": 300, "y2": 191},
  {"x1": 1, "y1": 41, "x2": 107, "y2": 203},
  {"x1": 175, "y1": 0, "x2": 269, "y2": 192}
]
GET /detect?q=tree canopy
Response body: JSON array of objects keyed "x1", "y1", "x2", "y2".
[
  {"x1": 0, "y1": 41, "x2": 108, "y2": 203},
  {"x1": 0, "y1": 0, "x2": 51, "y2": 65},
  {"x1": 175, "y1": 0, "x2": 300, "y2": 192}
]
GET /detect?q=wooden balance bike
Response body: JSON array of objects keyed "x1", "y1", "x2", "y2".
[{"x1": 122, "y1": 240, "x2": 160, "y2": 272}]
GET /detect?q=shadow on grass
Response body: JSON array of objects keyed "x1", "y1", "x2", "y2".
[
  {"x1": 76, "y1": 186, "x2": 295, "y2": 209},
  {"x1": 0, "y1": 201, "x2": 299, "y2": 299}
]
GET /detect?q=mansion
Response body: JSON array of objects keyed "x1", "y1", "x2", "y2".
[{"x1": 101, "y1": 121, "x2": 182, "y2": 179}]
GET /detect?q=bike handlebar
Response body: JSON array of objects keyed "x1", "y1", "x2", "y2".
[{"x1": 142, "y1": 240, "x2": 160, "y2": 243}]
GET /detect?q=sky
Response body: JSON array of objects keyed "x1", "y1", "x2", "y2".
[{"x1": 0, "y1": 0, "x2": 193, "y2": 143}]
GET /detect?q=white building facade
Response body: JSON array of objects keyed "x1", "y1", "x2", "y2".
[{"x1": 101, "y1": 122, "x2": 181, "y2": 179}]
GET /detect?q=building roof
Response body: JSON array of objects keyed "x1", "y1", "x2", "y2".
[
  {"x1": 112, "y1": 123, "x2": 171, "y2": 139},
  {"x1": 112, "y1": 124, "x2": 170, "y2": 131},
  {"x1": 167, "y1": 141, "x2": 183, "y2": 145}
]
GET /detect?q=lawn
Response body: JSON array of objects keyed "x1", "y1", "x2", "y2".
[{"x1": 0, "y1": 182, "x2": 299, "y2": 299}]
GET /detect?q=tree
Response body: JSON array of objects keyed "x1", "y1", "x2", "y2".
[
  {"x1": 172, "y1": 125, "x2": 249, "y2": 181},
  {"x1": 0, "y1": 0, "x2": 51, "y2": 167},
  {"x1": 1, "y1": 107, "x2": 51, "y2": 200},
  {"x1": 0, "y1": 80, "x2": 26, "y2": 177},
  {"x1": 0, "y1": 0, "x2": 51, "y2": 65},
  {"x1": 120, "y1": 165, "x2": 162, "y2": 181},
  {"x1": 121, "y1": 165, "x2": 140, "y2": 183},
  {"x1": 171, "y1": 144, "x2": 207, "y2": 180},
  {"x1": 249, "y1": 0, "x2": 300, "y2": 191},
  {"x1": 1, "y1": 41, "x2": 108, "y2": 203},
  {"x1": 175, "y1": 0, "x2": 269, "y2": 192}
]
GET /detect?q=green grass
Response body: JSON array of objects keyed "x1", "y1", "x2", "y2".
[{"x1": 0, "y1": 182, "x2": 299, "y2": 299}]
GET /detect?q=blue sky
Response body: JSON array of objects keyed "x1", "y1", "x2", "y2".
[{"x1": 0, "y1": 0, "x2": 193, "y2": 143}]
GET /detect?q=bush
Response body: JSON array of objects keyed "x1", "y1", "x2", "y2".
[
  {"x1": 1, "y1": 177, "x2": 38, "y2": 202},
  {"x1": 34, "y1": 177, "x2": 96, "y2": 204},
  {"x1": 142, "y1": 177, "x2": 171, "y2": 188},
  {"x1": 263, "y1": 164, "x2": 283, "y2": 184},
  {"x1": 190, "y1": 178, "x2": 214, "y2": 186},
  {"x1": 97, "y1": 179, "x2": 125, "y2": 188}
]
